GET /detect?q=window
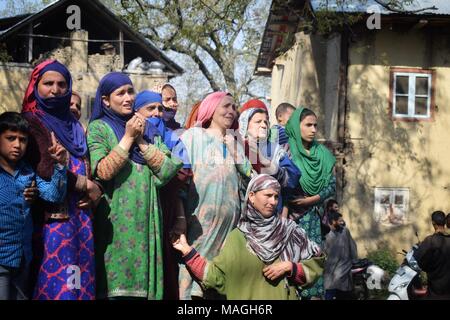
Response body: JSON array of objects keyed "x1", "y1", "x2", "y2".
[
  {"x1": 374, "y1": 188, "x2": 409, "y2": 227},
  {"x1": 390, "y1": 68, "x2": 435, "y2": 120}
]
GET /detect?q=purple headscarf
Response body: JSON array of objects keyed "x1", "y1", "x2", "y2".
[
  {"x1": 90, "y1": 72, "x2": 148, "y2": 165},
  {"x1": 25, "y1": 61, "x2": 87, "y2": 157}
]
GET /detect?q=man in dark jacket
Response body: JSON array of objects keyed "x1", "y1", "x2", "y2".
[
  {"x1": 414, "y1": 211, "x2": 450, "y2": 300},
  {"x1": 323, "y1": 210, "x2": 357, "y2": 300}
]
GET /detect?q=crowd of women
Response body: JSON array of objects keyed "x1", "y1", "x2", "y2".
[{"x1": 4, "y1": 59, "x2": 337, "y2": 300}]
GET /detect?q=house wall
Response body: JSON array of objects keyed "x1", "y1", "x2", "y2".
[
  {"x1": 270, "y1": 31, "x2": 341, "y2": 142},
  {"x1": 345, "y1": 27, "x2": 450, "y2": 256},
  {"x1": 0, "y1": 31, "x2": 168, "y2": 125},
  {"x1": 269, "y1": 25, "x2": 450, "y2": 257},
  {"x1": 0, "y1": 63, "x2": 32, "y2": 114}
]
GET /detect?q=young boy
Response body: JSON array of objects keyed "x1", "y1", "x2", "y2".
[
  {"x1": 270, "y1": 103, "x2": 295, "y2": 149},
  {"x1": 0, "y1": 112, "x2": 67, "y2": 300}
]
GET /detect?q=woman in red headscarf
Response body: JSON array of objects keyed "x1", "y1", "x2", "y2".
[
  {"x1": 240, "y1": 98, "x2": 268, "y2": 114},
  {"x1": 184, "y1": 101, "x2": 201, "y2": 129},
  {"x1": 177, "y1": 92, "x2": 252, "y2": 300},
  {"x1": 22, "y1": 60, "x2": 100, "y2": 300}
]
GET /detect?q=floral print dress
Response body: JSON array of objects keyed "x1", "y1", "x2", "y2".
[{"x1": 87, "y1": 120, "x2": 181, "y2": 299}]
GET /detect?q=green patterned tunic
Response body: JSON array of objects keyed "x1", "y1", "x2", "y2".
[
  {"x1": 87, "y1": 120, "x2": 182, "y2": 299},
  {"x1": 297, "y1": 175, "x2": 336, "y2": 299}
]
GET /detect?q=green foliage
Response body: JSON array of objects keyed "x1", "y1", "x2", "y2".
[
  {"x1": 366, "y1": 246, "x2": 398, "y2": 276},
  {"x1": 106, "y1": 0, "x2": 270, "y2": 103},
  {"x1": 365, "y1": 245, "x2": 399, "y2": 299},
  {"x1": 314, "y1": 10, "x2": 364, "y2": 36}
]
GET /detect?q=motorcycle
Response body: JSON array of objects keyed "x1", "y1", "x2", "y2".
[
  {"x1": 351, "y1": 258, "x2": 385, "y2": 300},
  {"x1": 387, "y1": 233, "x2": 427, "y2": 300}
]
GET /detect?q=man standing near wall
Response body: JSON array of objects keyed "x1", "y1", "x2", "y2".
[
  {"x1": 323, "y1": 210, "x2": 357, "y2": 300},
  {"x1": 413, "y1": 211, "x2": 450, "y2": 300}
]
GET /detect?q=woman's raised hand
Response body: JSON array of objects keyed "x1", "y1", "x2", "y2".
[
  {"x1": 125, "y1": 114, "x2": 145, "y2": 139},
  {"x1": 48, "y1": 132, "x2": 68, "y2": 165}
]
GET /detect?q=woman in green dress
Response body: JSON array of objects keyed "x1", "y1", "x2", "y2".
[
  {"x1": 173, "y1": 174, "x2": 323, "y2": 300},
  {"x1": 285, "y1": 107, "x2": 336, "y2": 299},
  {"x1": 87, "y1": 72, "x2": 181, "y2": 299}
]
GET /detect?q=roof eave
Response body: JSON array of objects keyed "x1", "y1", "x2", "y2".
[{"x1": 0, "y1": 0, "x2": 184, "y2": 75}]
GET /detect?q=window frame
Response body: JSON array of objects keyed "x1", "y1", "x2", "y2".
[
  {"x1": 374, "y1": 187, "x2": 410, "y2": 226},
  {"x1": 389, "y1": 68, "x2": 436, "y2": 122}
]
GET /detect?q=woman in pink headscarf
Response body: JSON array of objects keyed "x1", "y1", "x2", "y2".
[{"x1": 177, "y1": 92, "x2": 252, "y2": 299}]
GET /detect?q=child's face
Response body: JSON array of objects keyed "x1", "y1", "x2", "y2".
[
  {"x1": 277, "y1": 108, "x2": 294, "y2": 126},
  {"x1": 0, "y1": 130, "x2": 28, "y2": 165}
]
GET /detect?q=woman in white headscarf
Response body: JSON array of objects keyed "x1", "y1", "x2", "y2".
[{"x1": 238, "y1": 107, "x2": 301, "y2": 215}]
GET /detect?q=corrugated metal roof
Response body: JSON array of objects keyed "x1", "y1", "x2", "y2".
[{"x1": 311, "y1": 0, "x2": 450, "y2": 15}]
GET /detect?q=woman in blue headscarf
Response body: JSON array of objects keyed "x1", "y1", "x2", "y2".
[
  {"x1": 134, "y1": 90, "x2": 191, "y2": 299},
  {"x1": 87, "y1": 73, "x2": 182, "y2": 299},
  {"x1": 22, "y1": 59, "x2": 100, "y2": 300}
]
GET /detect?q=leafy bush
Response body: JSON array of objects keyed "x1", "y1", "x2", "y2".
[
  {"x1": 366, "y1": 246, "x2": 398, "y2": 276},
  {"x1": 365, "y1": 246, "x2": 399, "y2": 299}
]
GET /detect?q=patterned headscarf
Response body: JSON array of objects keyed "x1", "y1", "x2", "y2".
[{"x1": 238, "y1": 174, "x2": 321, "y2": 263}]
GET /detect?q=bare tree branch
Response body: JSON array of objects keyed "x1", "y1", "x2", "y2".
[
  {"x1": 133, "y1": 0, "x2": 145, "y2": 12},
  {"x1": 132, "y1": 0, "x2": 164, "y2": 11},
  {"x1": 197, "y1": 0, "x2": 236, "y2": 24},
  {"x1": 169, "y1": 43, "x2": 220, "y2": 92},
  {"x1": 111, "y1": 0, "x2": 269, "y2": 100}
]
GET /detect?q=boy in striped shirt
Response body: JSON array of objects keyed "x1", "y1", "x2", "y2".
[{"x1": 0, "y1": 112, "x2": 67, "y2": 300}]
